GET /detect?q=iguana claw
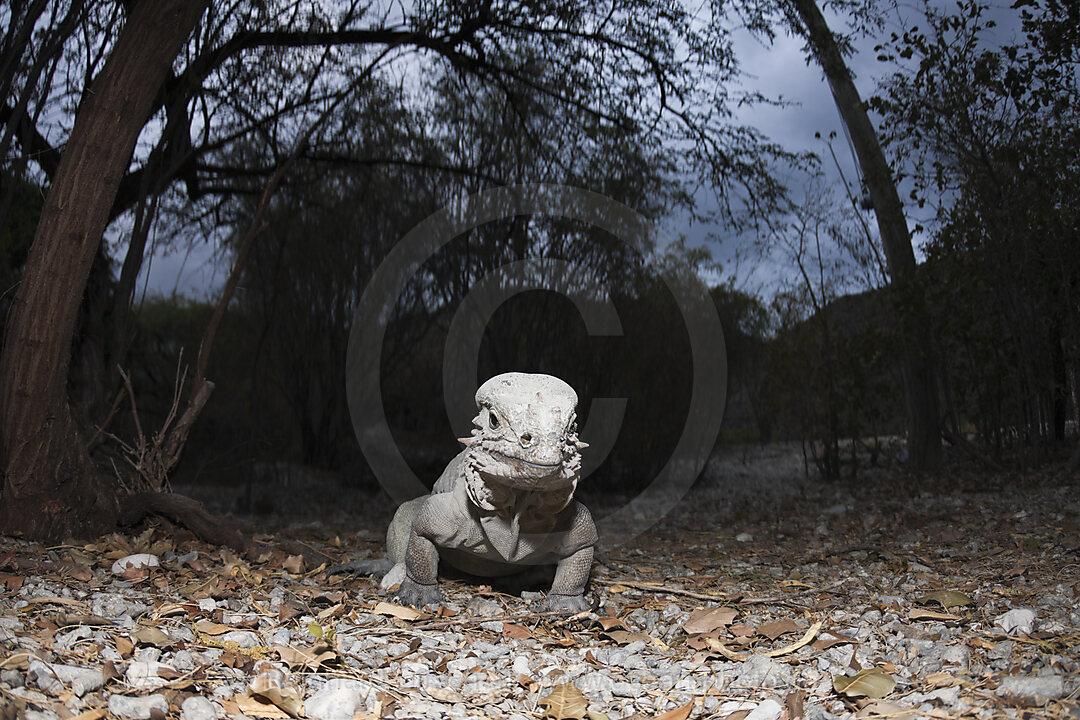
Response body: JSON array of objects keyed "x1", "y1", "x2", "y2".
[
  {"x1": 325, "y1": 558, "x2": 392, "y2": 578},
  {"x1": 532, "y1": 593, "x2": 589, "y2": 613},
  {"x1": 394, "y1": 577, "x2": 444, "y2": 609}
]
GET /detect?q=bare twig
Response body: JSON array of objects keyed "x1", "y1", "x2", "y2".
[{"x1": 596, "y1": 578, "x2": 847, "y2": 605}]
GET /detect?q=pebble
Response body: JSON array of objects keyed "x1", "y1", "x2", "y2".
[
  {"x1": 994, "y1": 608, "x2": 1036, "y2": 635},
  {"x1": 305, "y1": 678, "x2": 378, "y2": 719},
  {"x1": 995, "y1": 674, "x2": 1065, "y2": 701},
  {"x1": 125, "y1": 660, "x2": 174, "y2": 688},
  {"x1": 732, "y1": 655, "x2": 793, "y2": 689},
  {"x1": 111, "y1": 554, "x2": 160, "y2": 574},
  {"x1": 27, "y1": 661, "x2": 103, "y2": 697},
  {"x1": 745, "y1": 698, "x2": 784, "y2": 720},
  {"x1": 465, "y1": 597, "x2": 502, "y2": 617},
  {"x1": 108, "y1": 693, "x2": 169, "y2": 719},
  {"x1": 180, "y1": 695, "x2": 218, "y2": 720},
  {"x1": 1, "y1": 447, "x2": 1075, "y2": 720}
]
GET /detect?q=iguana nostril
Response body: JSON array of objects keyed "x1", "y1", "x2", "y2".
[{"x1": 520, "y1": 432, "x2": 533, "y2": 445}]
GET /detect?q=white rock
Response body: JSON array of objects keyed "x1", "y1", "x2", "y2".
[
  {"x1": 736, "y1": 532, "x2": 754, "y2": 543},
  {"x1": 511, "y1": 656, "x2": 531, "y2": 676},
  {"x1": 125, "y1": 660, "x2": 174, "y2": 688},
  {"x1": 994, "y1": 608, "x2": 1036, "y2": 635},
  {"x1": 379, "y1": 563, "x2": 406, "y2": 591},
  {"x1": 576, "y1": 672, "x2": 614, "y2": 693},
  {"x1": 465, "y1": 597, "x2": 502, "y2": 617},
  {"x1": 995, "y1": 675, "x2": 1065, "y2": 701},
  {"x1": 111, "y1": 554, "x2": 160, "y2": 574},
  {"x1": 108, "y1": 693, "x2": 169, "y2": 719},
  {"x1": 28, "y1": 661, "x2": 104, "y2": 697},
  {"x1": 732, "y1": 654, "x2": 794, "y2": 689},
  {"x1": 305, "y1": 678, "x2": 378, "y2": 719},
  {"x1": 745, "y1": 698, "x2": 784, "y2": 720},
  {"x1": 181, "y1": 695, "x2": 218, "y2": 720}
]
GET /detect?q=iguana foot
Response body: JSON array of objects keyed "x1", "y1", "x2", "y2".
[
  {"x1": 325, "y1": 557, "x2": 392, "y2": 578},
  {"x1": 393, "y1": 577, "x2": 444, "y2": 609},
  {"x1": 533, "y1": 593, "x2": 589, "y2": 613}
]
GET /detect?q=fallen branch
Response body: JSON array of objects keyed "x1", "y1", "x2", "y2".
[
  {"x1": 597, "y1": 578, "x2": 847, "y2": 605},
  {"x1": 118, "y1": 492, "x2": 253, "y2": 557}
]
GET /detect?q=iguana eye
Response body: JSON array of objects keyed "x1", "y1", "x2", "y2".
[{"x1": 488, "y1": 411, "x2": 500, "y2": 429}]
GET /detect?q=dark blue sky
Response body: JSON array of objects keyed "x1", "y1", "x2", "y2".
[{"x1": 139, "y1": 1, "x2": 1022, "y2": 298}]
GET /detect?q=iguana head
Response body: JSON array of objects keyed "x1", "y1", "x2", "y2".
[{"x1": 460, "y1": 373, "x2": 587, "y2": 512}]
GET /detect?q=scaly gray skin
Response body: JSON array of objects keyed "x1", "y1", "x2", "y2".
[{"x1": 330, "y1": 372, "x2": 597, "y2": 613}]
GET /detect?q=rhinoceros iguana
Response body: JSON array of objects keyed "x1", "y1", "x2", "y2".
[{"x1": 330, "y1": 372, "x2": 597, "y2": 612}]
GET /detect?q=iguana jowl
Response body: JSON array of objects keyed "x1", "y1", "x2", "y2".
[{"x1": 334, "y1": 372, "x2": 597, "y2": 612}]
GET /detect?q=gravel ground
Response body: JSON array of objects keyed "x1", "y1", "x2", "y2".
[{"x1": 1, "y1": 444, "x2": 1078, "y2": 719}]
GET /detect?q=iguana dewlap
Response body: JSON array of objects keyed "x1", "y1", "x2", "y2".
[{"x1": 333, "y1": 372, "x2": 597, "y2": 612}]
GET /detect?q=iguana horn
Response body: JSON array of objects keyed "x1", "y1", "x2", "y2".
[
  {"x1": 576, "y1": 440, "x2": 589, "y2": 449},
  {"x1": 458, "y1": 437, "x2": 474, "y2": 446}
]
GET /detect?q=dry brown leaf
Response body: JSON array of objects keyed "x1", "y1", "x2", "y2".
[
  {"x1": 722, "y1": 711, "x2": 750, "y2": 720},
  {"x1": 0, "y1": 652, "x2": 30, "y2": 670},
  {"x1": 250, "y1": 669, "x2": 303, "y2": 717},
  {"x1": 69, "y1": 710, "x2": 109, "y2": 720},
  {"x1": 132, "y1": 626, "x2": 174, "y2": 648},
  {"x1": 234, "y1": 691, "x2": 293, "y2": 718},
  {"x1": 923, "y1": 671, "x2": 958, "y2": 689},
  {"x1": 812, "y1": 631, "x2": 856, "y2": 651},
  {"x1": 686, "y1": 630, "x2": 723, "y2": 651},
  {"x1": 151, "y1": 602, "x2": 198, "y2": 619},
  {"x1": 193, "y1": 620, "x2": 232, "y2": 636},
  {"x1": 273, "y1": 642, "x2": 336, "y2": 671},
  {"x1": 765, "y1": 620, "x2": 822, "y2": 657},
  {"x1": 101, "y1": 660, "x2": 120, "y2": 684},
  {"x1": 594, "y1": 616, "x2": 629, "y2": 631},
  {"x1": 426, "y1": 686, "x2": 465, "y2": 703},
  {"x1": 683, "y1": 607, "x2": 738, "y2": 634},
  {"x1": 785, "y1": 689, "x2": 806, "y2": 720},
  {"x1": 277, "y1": 598, "x2": 304, "y2": 623},
  {"x1": 833, "y1": 668, "x2": 896, "y2": 699},
  {"x1": 758, "y1": 618, "x2": 800, "y2": 640},
  {"x1": 0, "y1": 573, "x2": 24, "y2": 591},
  {"x1": 539, "y1": 683, "x2": 590, "y2": 719},
  {"x1": 601, "y1": 629, "x2": 653, "y2": 646},
  {"x1": 652, "y1": 700, "x2": 694, "y2": 720},
  {"x1": 373, "y1": 601, "x2": 424, "y2": 621},
  {"x1": 503, "y1": 622, "x2": 535, "y2": 640},
  {"x1": 915, "y1": 590, "x2": 973, "y2": 608},
  {"x1": 730, "y1": 624, "x2": 754, "y2": 637},
  {"x1": 315, "y1": 603, "x2": 346, "y2": 623},
  {"x1": 282, "y1": 555, "x2": 305, "y2": 575},
  {"x1": 703, "y1": 637, "x2": 749, "y2": 661},
  {"x1": 516, "y1": 674, "x2": 539, "y2": 693}
]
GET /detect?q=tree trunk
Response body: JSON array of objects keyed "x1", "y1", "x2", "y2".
[
  {"x1": 789, "y1": 0, "x2": 943, "y2": 470},
  {"x1": 0, "y1": 0, "x2": 209, "y2": 541}
]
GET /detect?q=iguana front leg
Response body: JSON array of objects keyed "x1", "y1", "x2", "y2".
[
  {"x1": 534, "y1": 545, "x2": 593, "y2": 613},
  {"x1": 393, "y1": 500, "x2": 445, "y2": 609}
]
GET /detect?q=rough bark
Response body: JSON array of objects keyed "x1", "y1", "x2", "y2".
[
  {"x1": 789, "y1": 0, "x2": 943, "y2": 470},
  {"x1": 0, "y1": 0, "x2": 209, "y2": 541}
]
